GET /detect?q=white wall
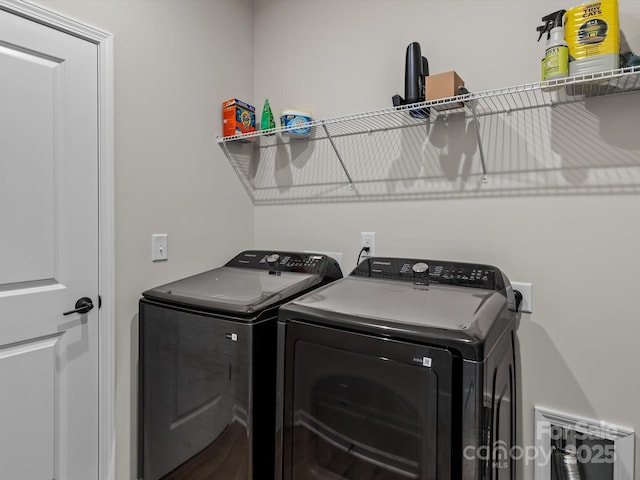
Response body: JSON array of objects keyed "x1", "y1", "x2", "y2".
[
  {"x1": 253, "y1": 1, "x2": 640, "y2": 479},
  {"x1": 33, "y1": 1, "x2": 255, "y2": 478}
]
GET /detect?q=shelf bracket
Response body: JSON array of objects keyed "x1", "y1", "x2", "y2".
[
  {"x1": 469, "y1": 103, "x2": 488, "y2": 183},
  {"x1": 321, "y1": 122, "x2": 355, "y2": 189}
]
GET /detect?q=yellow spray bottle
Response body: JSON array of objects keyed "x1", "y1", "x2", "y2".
[{"x1": 537, "y1": 10, "x2": 569, "y2": 81}]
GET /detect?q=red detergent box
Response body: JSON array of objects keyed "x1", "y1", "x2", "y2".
[{"x1": 222, "y1": 98, "x2": 256, "y2": 137}]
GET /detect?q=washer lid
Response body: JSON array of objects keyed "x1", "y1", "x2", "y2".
[
  {"x1": 285, "y1": 276, "x2": 503, "y2": 331},
  {"x1": 280, "y1": 257, "x2": 518, "y2": 360},
  {"x1": 142, "y1": 251, "x2": 343, "y2": 317},
  {"x1": 143, "y1": 267, "x2": 319, "y2": 315}
]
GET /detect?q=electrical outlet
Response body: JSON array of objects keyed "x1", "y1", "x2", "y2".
[
  {"x1": 511, "y1": 282, "x2": 533, "y2": 313},
  {"x1": 152, "y1": 233, "x2": 168, "y2": 262},
  {"x1": 360, "y1": 232, "x2": 376, "y2": 257}
]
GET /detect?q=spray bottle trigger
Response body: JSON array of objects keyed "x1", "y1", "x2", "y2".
[
  {"x1": 537, "y1": 10, "x2": 566, "y2": 42},
  {"x1": 536, "y1": 22, "x2": 550, "y2": 42}
]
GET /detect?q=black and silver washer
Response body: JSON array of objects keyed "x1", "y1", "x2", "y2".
[
  {"x1": 138, "y1": 250, "x2": 342, "y2": 480},
  {"x1": 276, "y1": 256, "x2": 520, "y2": 480}
]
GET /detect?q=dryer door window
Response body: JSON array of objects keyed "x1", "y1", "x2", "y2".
[{"x1": 282, "y1": 321, "x2": 454, "y2": 480}]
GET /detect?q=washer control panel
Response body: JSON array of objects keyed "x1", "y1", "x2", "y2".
[
  {"x1": 226, "y1": 250, "x2": 329, "y2": 274},
  {"x1": 353, "y1": 257, "x2": 501, "y2": 290}
]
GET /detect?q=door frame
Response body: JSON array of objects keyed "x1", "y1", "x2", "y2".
[{"x1": 0, "y1": 1, "x2": 115, "y2": 479}]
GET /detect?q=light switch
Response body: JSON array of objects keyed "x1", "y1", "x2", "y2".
[{"x1": 152, "y1": 234, "x2": 168, "y2": 262}]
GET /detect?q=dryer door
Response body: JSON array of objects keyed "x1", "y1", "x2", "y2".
[
  {"x1": 139, "y1": 301, "x2": 254, "y2": 480},
  {"x1": 282, "y1": 320, "x2": 454, "y2": 480}
]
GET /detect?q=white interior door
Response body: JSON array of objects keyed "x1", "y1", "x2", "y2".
[{"x1": 0, "y1": 7, "x2": 100, "y2": 480}]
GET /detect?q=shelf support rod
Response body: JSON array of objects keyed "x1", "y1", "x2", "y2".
[
  {"x1": 321, "y1": 122, "x2": 355, "y2": 189},
  {"x1": 469, "y1": 103, "x2": 488, "y2": 183}
]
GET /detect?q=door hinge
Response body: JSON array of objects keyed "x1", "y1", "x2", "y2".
[{"x1": 98, "y1": 295, "x2": 102, "y2": 309}]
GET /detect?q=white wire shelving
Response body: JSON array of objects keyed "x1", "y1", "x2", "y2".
[{"x1": 217, "y1": 68, "x2": 640, "y2": 205}]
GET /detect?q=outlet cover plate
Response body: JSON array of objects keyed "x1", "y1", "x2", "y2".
[
  {"x1": 360, "y1": 232, "x2": 376, "y2": 257},
  {"x1": 511, "y1": 281, "x2": 532, "y2": 313}
]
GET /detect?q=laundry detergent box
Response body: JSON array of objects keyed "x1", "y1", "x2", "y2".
[{"x1": 222, "y1": 98, "x2": 256, "y2": 137}]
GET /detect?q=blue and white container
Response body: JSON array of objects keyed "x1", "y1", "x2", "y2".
[{"x1": 280, "y1": 109, "x2": 312, "y2": 136}]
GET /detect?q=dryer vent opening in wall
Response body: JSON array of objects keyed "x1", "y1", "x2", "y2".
[{"x1": 534, "y1": 407, "x2": 635, "y2": 480}]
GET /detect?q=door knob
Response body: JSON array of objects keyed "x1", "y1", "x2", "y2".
[{"x1": 63, "y1": 297, "x2": 94, "y2": 316}]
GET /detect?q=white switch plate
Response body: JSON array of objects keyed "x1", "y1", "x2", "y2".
[
  {"x1": 511, "y1": 281, "x2": 532, "y2": 313},
  {"x1": 152, "y1": 233, "x2": 168, "y2": 262}
]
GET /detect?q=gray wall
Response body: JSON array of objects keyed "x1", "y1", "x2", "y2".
[
  {"x1": 34, "y1": 1, "x2": 255, "y2": 478},
  {"x1": 253, "y1": 1, "x2": 640, "y2": 479}
]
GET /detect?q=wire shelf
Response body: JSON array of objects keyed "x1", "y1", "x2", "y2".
[{"x1": 217, "y1": 68, "x2": 640, "y2": 205}]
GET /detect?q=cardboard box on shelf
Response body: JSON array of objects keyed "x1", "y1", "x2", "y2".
[
  {"x1": 222, "y1": 98, "x2": 256, "y2": 137},
  {"x1": 425, "y1": 71, "x2": 465, "y2": 110}
]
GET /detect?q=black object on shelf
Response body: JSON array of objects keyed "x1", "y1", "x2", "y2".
[{"x1": 392, "y1": 42, "x2": 430, "y2": 118}]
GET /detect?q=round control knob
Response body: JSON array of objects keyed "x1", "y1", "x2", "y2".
[
  {"x1": 412, "y1": 262, "x2": 429, "y2": 275},
  {"x1": 266, "y1": 253, "x2": 280, "y2": 265}
]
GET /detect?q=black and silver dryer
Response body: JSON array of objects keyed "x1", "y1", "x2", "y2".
[
  {"x1": 139, "y1": 250, "x2": 342, "y2": 480},
  {"x1": 276, "y1": 257, "x2": 520, "y2": 480}
]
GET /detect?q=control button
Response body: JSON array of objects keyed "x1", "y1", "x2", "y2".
[
  {"x1": 266, "y1": 253, "x2": 280, "y2": 265},
  {"x1": 412, "y1": 262, "x2": 429, "y2": 275}
]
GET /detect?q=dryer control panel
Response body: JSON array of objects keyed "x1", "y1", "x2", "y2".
[
  {"x1": 226, "y1": 250, "x2": 335, "y2": 275},
  {"x1": 353, "y1": 257, "x2": 503, "y2": 290}
]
